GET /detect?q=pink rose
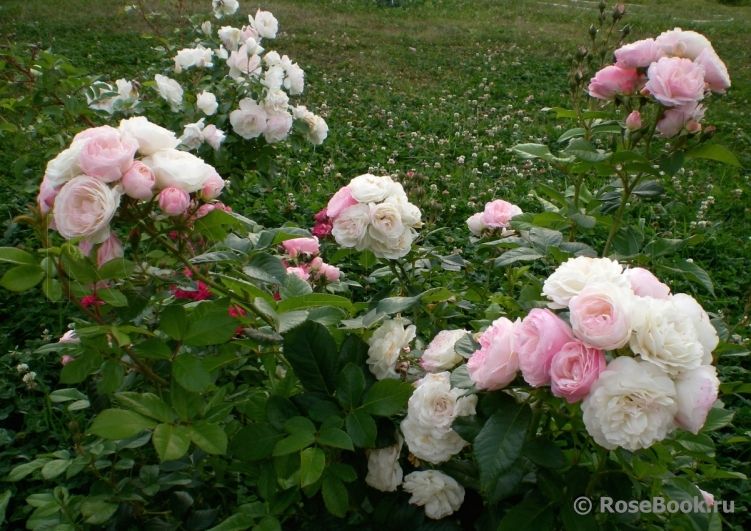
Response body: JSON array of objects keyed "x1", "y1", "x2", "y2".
[
  {"x1": 588, "y1": 65, "x2": 641, "y2": 101},
  {"x1": 550, "y1": 341, "x2": 606, "y2": 403},
  {"x1": 674, "y1": 365, "x2": 719, "y2": 434},
  {"x1": 202, "y1": 124, "x2": 226, "y2": 150},
  {"x1": 54, "y1": 175, "x2": 121, "y2": 243},
  {"x1": 467, "y1": 317, "x2": 519, "y2": 391},
  {"x1": 326, "y1": 186, "x2": 359, "y2": 220},
  {"x1": 614, "y1": 38, "x2": 664, "y2": 69},
  {"x1": 312, "y1": 219, "x2": 333, "y2": 238},
  {"x1": 656, "y1": 101, "x2": 705, "y2": 138},
  {"x1": 515, "y1": 308, "x2": 575, "y2": 387},
  {"x1": 38, "y1": 178, "x2": 60, "y2": 214},
  {"x1": 200, "y1": 171, "x2": 225, "y2": 201},
  {"x1": 317, "y1": 263, "x2": 341, "y2": 282},
  {"x1": 287, "y1": 266, "x2": 310, "y2": 281},
  {"x1": 61, "y1": 355, "x2": 75, "y2": 365},
  {"x1": 78, "y1": 127, "x2": 139, "y2": 183},
  {"x1": 644, "y1": 57, "x2": 705, "y2": 107},
  {"x1": 694, "y1": 49, "x2": 730, "y2": 94},
  {"x1": 282, "y1": 237, "x2": 320, "y2": 258},
  {"x1": 623, "y1": 267, "x2": 671, "y2": 299},
  {"x1": 96, "y1": 232, "x2": 124, "y2": 268},
  {"x1": 625, "y1": 111, "x2": 642, "y2": 131},
  {"x1": 569, "y1": 283, "x2": 633, "y2": 350},
  {"x1": 654, "y1": 28, "x2": 713, "y2": 61},
  {"x1": 482, "y1": 200, "x2": 522, "y2": 229},
  {"x1": 158, "y1": 187, "x2": 190, "y2": 216},
  {"x1": 700, "y1": 490, "x2": 715, "y2": 509},
  {"x1": 196, "y1": 203, "x2": 215, "y2": 218},
  {"x1": 122, "y1": 161, "x2": 156, "y2": 200}
]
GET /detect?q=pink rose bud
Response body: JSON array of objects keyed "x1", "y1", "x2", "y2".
[
  {"x1": 200, "y1": 171, "x2": 225, "y2": 201},
  {"x1": 158, "y1": 187, "x2": 191, "y2": 216},
  {"x1": 79, "y1": 240, "x2": 94, "y2": 258},
  {"x1": 309, "y1": 257, "x2": 324, "y2": 270},
  {"x1": 622, "y1": 267, "x2": 671, "y2": 299},
  {"x1": 37, "y1": 178, "x2": 60, "y2": 214},
  {"x1": 312, "y1": 220, "x2": 333, "y2": 238},
  {"x1": 318, "y1": 263, "x2": 341, "y2": 282},
  {"x1": 467, "y1": 317, "x2": 520, "y2": 391},
  {"x1": 515, "y1": 308, "x2": 575, "y2": 387},
  {"x1": 326, "y1": 186, "x2": 358, "y2": 219},
  {"x1": 282, "y1": 237, "x2": 320, "y2": 258},
  {"x1": 196, "y1": 203, "x2": 216, "y2": 218},
  {"x1": 700, "y1": 489, "x2": 715, "y2": 508},
  {"x1": 656, "y1": 101, "x2": 705, "y2": 138},
  {"x1": 550, "y1": 341, "x2": 606, "y2": 403},
  {"x1": 286, "y1": 266, "x2": 310, "y2": 281},
  {"x1": 61, "y1": 355, "x2": 75, "y2": 365},
  {"x1": 96, "y1": 232, "x2": 124, "y2": 268},
  {"x1": 588, "y1": 65, "x2": 641, "y2": 101},
  {"x1": 625, "y1": 111, "x2": 642, "y2": 130},
  {"x1": 122, "y1": 161, "x2": 156, "y2": 199}
]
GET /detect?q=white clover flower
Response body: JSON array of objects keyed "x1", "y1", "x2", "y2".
[{"x1": 16, "y1": 363, "x2": 29, "y2": 373}]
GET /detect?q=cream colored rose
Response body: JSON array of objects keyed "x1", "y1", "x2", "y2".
[
  {"x1": 670, "y1": 293, "x2": 719, "y2": 365},
  {"x1": 542, "y1": 256, "x2": 630, "y2": 309},
  {"x1": 405, "y1": 372, "x2": 476, "y2": 434},
  {"x1": 119, "y1": 116, "x2": 180, "y2": 156},
  {"x1": 369, "y1": 202, "x2": 404, "y2": 243},
  {"x1": 420, "y1": 330, "x2": 467, "y2": 372},
  {"x1": 229, "y1": 98, "x2": 268, "y2": 139},
  {"x1": 154, "y1": 74, "x2": 183, "y2": 111},
  {"x1": 385, "y1": 193, "x2": 422, "y2": 227},
  {"x1": 53, "y1": 176, "x2": 121, "y2": 243},
  {"x1": 142, "y1": 149, "x2": 215, "y2": 193},
  {"x1": 582, "y1": 357, "x2": 676, "y2": 451},
  {"x1": 45, "y1": 141, "x2": 87, "y2": 187},
  {"x1": 365, "y1": 437, "x2": 403, "y2": 492},
  {"x1": 331, "y1": 203, "x2": 370, "y2": 249},
  {"x1": 197, "y1": 91, "x2": 219, "y2": 115},
  {"x1": 366, "y1": 226, "x2": 415, "y2": 260},
  {"x1": 349, "y1": 174, "x2": 397, "y2": 203},
  {"x1": 402, "y1": 470, "x2": 465, "y2": 519},
  {"x1": 466, "y1": 212, "x2": 487, "y2": 236},
  {"x1": 674, "y1": 365, "x2": 720, "y2": 434},
  {"x1": 366, "y1": 318, "x2": 416, "y2": 380}
]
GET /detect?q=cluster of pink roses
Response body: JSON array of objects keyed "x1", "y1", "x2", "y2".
[
  {"x1": 325, "y1": 174, "x2": 423, "y2": 260},
  {"x1": 466, "y1": 199, "x2": 523, "y2": 237},
  {"x1": 281, "y1": 237, "x2": 341, "y2": 284},
  {"x1": 38, "y1": 117, "x2": 225, "y2": 255},
  {"x1": 589, "y1": 28, "x2": 730, "y2": 138},
  {"x1": 466, "y1": 256, "x2": 720, "y2": 451}
]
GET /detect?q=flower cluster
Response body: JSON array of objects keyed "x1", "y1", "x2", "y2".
[
  {"x1": 326, "y1": 174, "x2": 422, "y2": 260},
  {"x1": 466, "y1": 199, "x2": 522, "y2": 236},
  {"x1": 589, "y1": 28, "x2": 730, "y2": 138},
  {"x1": 281, "y1": 237, "x2": 341, "y2": 285},
  {"x1": 466, "y1": 256, "x2": 720, "y2": 451},
  {"x1": 39, "y1": 117, "x2": 225, "y2": 247}
]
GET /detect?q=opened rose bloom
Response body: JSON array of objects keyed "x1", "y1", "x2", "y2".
[
  {"x1": 366, "y1": 318, "x2": 416, "y2": 380},
  {"x1": 569, "y1": 283, "x2": 634, "y2": 351},
  {"x1": 550, "y1": 341, "x2": 606, "y2": 403},
  {"x1": 482, "y1": 199, "x2": 522, "y2": 228},
  {"x1": 326, "y1": 186, "x2": 358, "y2": 219},
  {"x1": 515, "y1": 308, "x2": 575, "y2": 387},
  {"x1": 53, "y1": 175, "x2": 121, "y2": 243},
  {"x1": 588, "y1": 65, "x2": 641, "y2": 101},
  {"x1": 656, "y1": 101, "x2": 705, "y2": 138},
  {"x1": 673, "y1": 365, "x2": 720, "y2": 434},
  {"x1": 402, "y1": 470, "x2": 465, "y2": 520},
  {"x1": 365, "y1": 436, "x2": 403, "y2": 492},
  {"x1": 671, "y1": 293, "x2": 719, "y2": 364},
  {"x1": 644, "y1": 57, "x2": 706, "y2": 107},
  {"x1": 78, "y1": 127, "x2": 139, "y2": 183},
  {"x1": 121, "y1": 161, "x2": 156, "y2": 200},
  {"x1": 467, "y1": 317, "x2": 519, "y2": 390},
  {"x1": 420, "y1": 329, "x2": 467, "y2": 372},
  {"x1": 282, "y1": 237, "x2": 320, "y2": 258},
  {"x1": 614, "y1": 38, "x2": 664, "y2": 69},
  {"x1": 542, "y1": 256, "x2": 630, "y2": 309}
]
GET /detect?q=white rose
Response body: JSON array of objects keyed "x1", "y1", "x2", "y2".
[
  {"x1": 674, "y1": 365, "x2": 720, "y2": 434},
  {"x1": 369, "y1": 202, "x2": 404, "y2": 243},
  {"x1": 542, "y1": 256, "x2": 631, "y2": 309},
  {"x1": 365, "y1": 437, "x2": 403, "y2": 492},
  {"x1": 45, "y1": 140, "x2": 86, "y2": 187},
  {"x1": 402, "y1": 470, "x2": 465, "y2": 519},
  {"x1": 331, "y1": 203, "x2": 370, "y2": 249},
  {"x1": 142, "y1": 149, "x2": 214, "y2": 192},
  {"x1": 201, "y1": 21, "x2": 212, "y2": 36},
  {"x1": 349, "y1": 174, "x2": 397, "y2": 203},
  {"x1": 173, "y1": 45, "x2": 213, "y2": 73},
  {"x1": 263, "y1": 89, "x2": 289, "y2": 115},
  {"x1": 302, "y1": 114, "x2": 328, "y2": 145},
  {"x1": 119, "y1": 116, "x2": 180, "y2": 156},
  {"x1": 262, "y1": 65, "x2": 285, "y2": 90},
  {"x1": 366, "y1": 318, "x2": 416, "y2": 380},
  {"x1": 582, "y1": 357, "x2": 676, "y2": 451},
  {"x1": 670, "y1": 293, "x2": 719, "y2": 365},
  {"x1": 283, "y1": 62, "x2": 305, "y2": 95},
  {"x1": 226, "y1": 45, "x2": 261, "y2": 79},
  {"x1": 115, "y1": 79, "x2": 137, "y2": 101},
  {"x1": 406, "y1": 372, "x2": 476, "y2": 432},
  {"x1": 466, "y1": 212, "x2": 488, "y2": 236},
  {"x1": 264, "y1": 112, "x2": 293, "y2": 144},
  {"x1": 264, "y1": 50, "x2": 281, "y2": 66},
  {"x1": 179, "y1": 118, "x2": 205, "y2": 150},
  {"x1": 202, "y1": 124, "x2": 226, "y2": 150},
  {"x1": 630, "y1": 297, "x2": 704, "y2": 376},
  {"x1": 215, "y1": 45, "x2": 229, "y2": 60},
  {"x1": 196, "y1": 91, "x2": 219, "y2": 115},
  {"x1": 400, "y1": 418, "x2": 466, "y2": 464},
  {"x1": 229, "y1": 98, "x2": 268, "y2": 139},
  {"x1": 421, "y1": 330, "x2": 467, "y2": 372},
  {"x1": 291, "y1": 104, "x2": 314, "y2": 121},
  {"x1": 385, "y1": 193, "x2": 422, "y2": 228},
  {"x1": 218, "y1": 26, "x2": 243, "y2": 52},
  {"x1": 154, "y1": 74, "x2": 183, "y2": 111},
  {"x1": 212, "y1": 0, "x2": 238, "y2": 18},
  {"x1": 53, "y1": 175, "x2": 121, "y2": 243},
  {"x1": 252, "y1": 9, "x2": 279, "y2": 39},
  {"x1": 366, "y1": 226, "x2": 415, "y2": 260}
]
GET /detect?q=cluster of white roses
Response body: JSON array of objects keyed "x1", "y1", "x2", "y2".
[
  {"x1": 38, "y1": 117, "x2": 225, "y2": 250},
  {"x1": 326, "y1": 174, "x2": 423, "y2": 260}
]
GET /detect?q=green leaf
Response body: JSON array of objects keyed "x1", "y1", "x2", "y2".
[
  {"x1": 97, "y1": 359, "x2": 124, "y2": 394},
  {"x1": 42, "y1": 277, "x2": 63, "y2": 302},
  {"x1": 659, "y1": 150, "x2": 685, "y2": 176},
  {"x1": 280, "y1": 272, "x2": 313, "y2": 299},
  {"x1": 337, "y1": 363, "x2": 366, "y2": 409},
  {"x1": 522, "y1": 437, "x2": 567, "y2": 469},
  {"x1": 557, "y1": 127, "x2": 585, "y2": 143},
  {"x1": 0, "y1": 490, "x2": 11, "y2": 524},
  {"x1": 285, "y1": 416, "x2": 316, "y2": 434},
  {"x1": 677, "y1": 432, "x2": 715, "y2": 456},
  {"x1": 322, "y1": 476, "x2": 348, "y2": 518},
  {"x1": 188, "y1": 421, "x2": 228, "y2": 454},
  {"x1": 152, "y1": 423, "x2": 191, "y2": 462},
  {"x1": 170, "y1": 380, "x2": 202, "y2": 422},
  {"x1": 244, "y1": 252, "x2": 287, "y2": 285},
  {"x1": 253, "y1": 516, "x2": 281, "y2": 531},
  {"x1": 61, "y1": 253, "x2": 98, "y2": 284},
  {"x1": 0, "y1": 265, "x2": 45, "y2": 291},
  {"x1": 230, "y1": 424, "x2": 284, "y2": 461},
  {"x1": 130, "y1": 338, "x2": 173, "y2": 360},
  {"x1": 512, "y1": 143, "x2": 573, "y2": 164},
  {"x1": 686, "y1": 143, "x2": 741, "y2": 167},
  {"x1": 97, "y1": 258, "x2": 136, "y2": 279},
  {"x1": 6, "y1": 459, "x2": 49, "y2": 482},
  {"x1": 283, "y1": 321, "x2": 338, "y2": 394},
  {"x1": 49, "y1": 388, "x2": 88, "y2": 402},
  {"x1": 81, "y1": 499, "x2": 118, "y2": 525},
  {"x1": 674, "y1": 259, "x2": 715, "y2": 296},
  {"x1": 495, "y1": 247, "x2": 544, "y2": 267},
  {"x1": 277, "y1": 294, "x2": 354, "y2": 313},
  {"x1": 317, "y1": 428, "x2": 354, "y2": 450},
  {"x1": 273, "y1": 431, "x2": 316, "y2": 456},
  {"x1": 89, "y1": 409, "x2": 158, "y2": 439},
  {"x1": 299, "y1": 447, "x2": 326, "y2": 487},
  {"x1": 41, "y1": 459, "x2": 72, "y2": 480},
  {"x1": 701, "y1": 408, "x2": 734, "y2": 432},
  {"x1": 613, "y1": 225, "x2": 644, "y2": 256},
  {"x1": 474, "y1": 403, "x2": 531, "y2": 492},
  {"x1": 497, "y1": 496, "x2": 554, "y2": 531},
  {"x1": 173, "y1": 355, "x2": 212, "y2": 393},
  {"x1": 114, "y1": 392, "x2": 174, "y2": 423},
  {"x1": 160, "y1": 305, "x2": 187, "y2": 340},
  {"x1": 0, "y1": 247, "x2": 36, "y2": 265},
  {"x1": 60, "y1": 350, "x2": 102, "y2": 384},
  {"x1": 565, "y1": 138, "x2": 612, "y2": 162},
  {"x1": 190, "y1": 251, "x2": 242, "y2": 265},
  {"x1": 375, "y1": 290, "x2": 438, "y2": 314},
  {"x1": 361, "y1": 379, "x2": 413, "y2": 416},
  {"x1": 360, "y1": 250, "x2": 377, "y2": 268},
  {"x1": 346, "y1": 409, "x2": 376, "y2": 448},
  {"x1": 97, "y1": 288, "x2": 128, "y2": 307},
  {"x1": 184, "y1": 298, "x2": 238, "y2": 346},
  {"x1": 276, "y1": 310, "x2": 309, "y2": 334},
  {"x1": 206, "y1": 513, "x2": 256, "y2": 531}
]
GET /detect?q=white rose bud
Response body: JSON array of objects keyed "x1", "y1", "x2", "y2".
[
  {"x1": 365, "y1": 437, "x2": 403, "y2": 492},
  {"x1": 196, "y1": 91, "x2": 219, "y2": 116}
]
